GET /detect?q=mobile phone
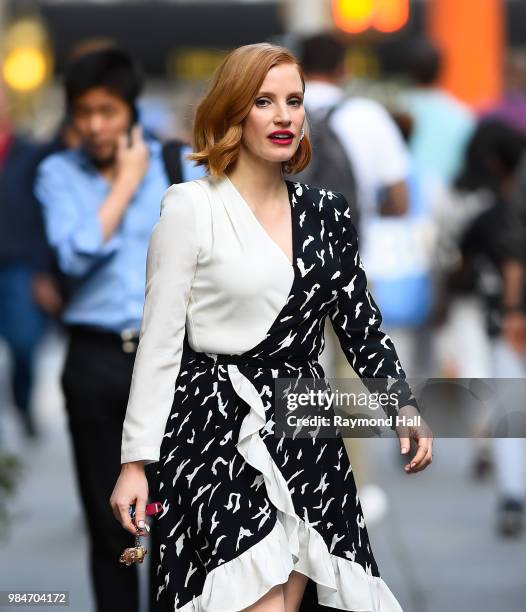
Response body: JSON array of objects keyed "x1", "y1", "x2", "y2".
[{"x1": 126, "y1": 123, "x2": 134, "y2": 147}]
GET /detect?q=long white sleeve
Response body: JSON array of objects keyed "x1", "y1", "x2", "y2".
[{"x1": 121, "y1": 183, "x2": 200, "y2": 464}]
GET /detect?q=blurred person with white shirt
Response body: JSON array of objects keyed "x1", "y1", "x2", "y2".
[
  {"x1": 301, "y1": 32, "x2": 410, "y2": 237},
  {"x1": 301, "y1": 33, "x2": 416, "y2": 379}
]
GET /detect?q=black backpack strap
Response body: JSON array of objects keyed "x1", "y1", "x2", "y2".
[
  {"x1": 315, "y1": 89, "x2": 355, "y2": 124},
  {"x1": 161, "y1": 139, "x2": 187, "y2": 184},
  {"x1": 324, "y1": 93, "x2": 352, "y2": 122}
]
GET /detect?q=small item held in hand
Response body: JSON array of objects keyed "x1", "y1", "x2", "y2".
[
  {"x1": 128, "y1": 501, "x2": 163, "y2": 520},
  {"x1": 146, "y1": 501, "x2": 163, "y2": 515},
  {"x1": 119, "y1": 528, "x2": 147, "y2": 566},
  {"x1": 118, "y1": 501, "x2": 162, "y2": 566}
]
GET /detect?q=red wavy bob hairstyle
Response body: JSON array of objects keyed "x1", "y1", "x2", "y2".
[{"x1": 187, "y1": 43, "x2": 311, "y2": 176}]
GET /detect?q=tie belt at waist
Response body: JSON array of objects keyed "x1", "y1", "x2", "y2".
[{"x1": 191, "y1": 350, "x2": 320, "y2": 371}]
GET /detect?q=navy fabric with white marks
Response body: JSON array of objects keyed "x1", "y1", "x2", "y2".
[{"x1": 151, "y1": 181, "x2": 412, "y2": 611}]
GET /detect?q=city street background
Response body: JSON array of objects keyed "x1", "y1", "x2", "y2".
[{"x1": 1, "y1": 0, "x2": 526, "y2": 610}]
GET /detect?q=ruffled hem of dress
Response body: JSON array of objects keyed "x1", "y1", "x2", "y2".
[
  {"x1": 171, "y1": 365, "x2": 403, "y2": 612},
  {"x1": 175, "y1": 514, "x2": 402, "y2": 612}
]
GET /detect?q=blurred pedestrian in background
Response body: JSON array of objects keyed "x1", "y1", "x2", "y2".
[
  {"x1": 443, "y1": 118, "x2": 526, "y2": 536},
  {"x1": 400, "y1": 38, "x2": 476, "y2": 187},
  {"x1": 301, "y1": 32, "x2": 410, "y2": 236},
  {"x1": 484, "y1": 48, "x2": 526, "y2": 136},
  {"x1": 0, "y1": 83, "x2": 63, "y2": 442},
  {"x1": 297, "y1": 32, "x2": 412, "y2": 380},
  {"x1": 291, "y1": 32, "x2": 359, "y2": 230},
  {"x1": 394, "y1": 38, "x2": 478, "y2": 380},
  {"x1": 35, "y1": 45, "x2": 204, "y2": 612},
  {"x1": 370, "y1": 111, "x2": 441, "y2": 378}
]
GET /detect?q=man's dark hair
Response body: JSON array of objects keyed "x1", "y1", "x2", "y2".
[
  {"x1": 408, "y1": 39, "x2": 442, "y2": 86},
  {"x1": 64, "y1": 46, "x2": 143, "y2": 122},
  {"x1": 456, "y1": 119, "x2": 526, "y2": 193},
  {"x1": 300, "y1": 32, "x2": 346, "y2": 75}
]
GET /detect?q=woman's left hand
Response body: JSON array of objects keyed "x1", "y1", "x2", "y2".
[{"x1": 395, "y1": 405, "x2": 433, "y2": 474}]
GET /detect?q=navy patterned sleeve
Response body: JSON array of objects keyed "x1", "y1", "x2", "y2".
[{"x1": 328, "y1": 193, "x2": 419, "y2": 418}]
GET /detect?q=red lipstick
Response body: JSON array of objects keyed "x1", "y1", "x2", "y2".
[{"x1": 268, "y1": 130, "x2": 294, "y2": 145}]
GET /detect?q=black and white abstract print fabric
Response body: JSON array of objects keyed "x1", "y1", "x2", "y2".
[{"x1": 151, "y1": 181, "x2": 410, "y2": 612}]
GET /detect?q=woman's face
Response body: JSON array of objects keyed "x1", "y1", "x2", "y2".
[{"x1": 241, "y1": 62, "x2": 305, "y2": 166}]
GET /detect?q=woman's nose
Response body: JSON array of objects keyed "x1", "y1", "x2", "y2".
[
  {"x1": 274, "y1": 114, "x2": 292, "y2": 126},
  {"x1": 273, "y1": 102, "x2": 292, "y2": 125}
]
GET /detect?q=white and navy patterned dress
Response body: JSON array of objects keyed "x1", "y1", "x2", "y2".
[{"x1": 120, "y1": 174, "x2": 416, "y2": 611}]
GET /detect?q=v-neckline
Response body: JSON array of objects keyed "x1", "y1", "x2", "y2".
[{"x1": 223, "y1": 174, "x2": 295, "y2": 269}]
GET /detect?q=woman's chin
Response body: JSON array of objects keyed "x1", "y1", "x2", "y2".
[{"x1": 259, "y1": 149, "x2": 296, "y2": 165}]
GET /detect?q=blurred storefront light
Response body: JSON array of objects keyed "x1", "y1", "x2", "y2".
[
  {"x1": 374, "y1": 0, "x2": 409, "y2": 32},
  {"x1": 2, "y1": 17, "x2": 53, "y2": 93},
  {"x1": 332, "y1": 0, "x2": 409, "y2": 34},
  {"x1": 3, "y1": 47, "x2": 47, "y2": 92}
]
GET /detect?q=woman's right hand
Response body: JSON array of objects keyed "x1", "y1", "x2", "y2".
[{"x1": 110, "y1": 461, "x2": 149, "y2": 536}]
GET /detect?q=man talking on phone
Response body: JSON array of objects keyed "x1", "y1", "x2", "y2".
[{"x1": 35, "y1": 46, "x2": 204, "y2": 612}]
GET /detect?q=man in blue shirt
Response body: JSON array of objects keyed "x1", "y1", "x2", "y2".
[{"x1": 35, "y1": 47, "x2": 204, "y2": 612}]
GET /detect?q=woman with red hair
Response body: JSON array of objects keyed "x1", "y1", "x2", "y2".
[{"x1": 111, "y1": 43, "x2": 432, "y2": 611}]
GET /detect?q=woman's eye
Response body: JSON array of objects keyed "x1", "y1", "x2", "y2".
[{"x1": 255, "y1": 97, "x2": 303, "y2": 107}]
